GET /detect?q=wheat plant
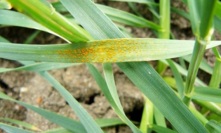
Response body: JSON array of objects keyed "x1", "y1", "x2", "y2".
[{"x1": 0, "y1": 0, "x2": 221, "y2": 133}]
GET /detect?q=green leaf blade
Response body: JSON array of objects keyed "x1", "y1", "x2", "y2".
[
  {"x1": 192, "y1": 87, "x2": 221, "y2": 103},
  {"x1": 0, "y1": 123, "x2": 33, "y2": 133},
  {"x1": 118, "y1": 62, "x2": 208, "y2": 133},
  {"x1": 7, "y1": 0, "x2": 92, "y2": 42},
  {"x1": 87, "y1": 64, "x2": 141, "y2": 133}
]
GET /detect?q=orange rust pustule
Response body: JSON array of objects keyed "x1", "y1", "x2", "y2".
[
  {"x1": 56, "y1": 47, "x2": 95, "y2": 62},
  {"x1": 56, "y1": 39, "x2": 141, "y2": 63}
]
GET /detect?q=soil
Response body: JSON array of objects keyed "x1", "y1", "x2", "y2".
[
  {"x1": 0, "y1": 59, "x2": 143, "y2": 133},
  {"x1": 0, "y1": 0, "x2": 220, "y2": 133}
]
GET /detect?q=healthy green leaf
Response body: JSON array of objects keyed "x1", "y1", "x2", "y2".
[
  {"x1": 0, "y1": 36, "x2": 10, "y2": 42},
  {"x1": 167, "y1": 59, "x2": 185, "y2": 98},
  {"x1": 0, "y1": 10, "x2": 51, "y2": 33},
  {"x1": 186, "y1": 0, "x2": 203, "y2": 36},
  {"x1": 0, "y1": 0, "x2": 11, "y2": 9},
  {"x1": 0, "y1": 62, "x2": 78, "y2": 73},
  {"x1": 95, "y1": 118, "x2": 125, "y2": 127},
  {"x1": 87, "y1": 64, "x2": 141, "y2": 133},
  {"x1": 188, "y1": 105, "x2": 209, "y2": 125},
  {"x1": 199, "y1": 0, "x2": 217, "y2": 40},
  {"x1": 159, "y1": 0, "x2": 170, "y2": 38},
  {"x1": 118, "y1": 62, "x2": 208, "y2": 133},
  {"x1": 0, "y1": 118, "x2": 40, "y2": 132},
  {"x1": 206, "y1": 120, "x2": 221, "y2": 133},
  {"x1": 110, "y1": 0, "x2": 157, "y2": 5},
  {"x1": 183, "y1": 55, "x2": 213, "y2": 74},
  {"x1": 214, "y1": 1, "x2": 221, "y2": 33},
  {"x1": 60, "y1": 0, "x2": 124, "y2": 39},
  {"x1": 209, "y1": 58, "x2": 221, "y2": 88},
  {"x1": 196, "y1": 101, "x2": 221, "y2": 117},
  {"x1": 153, "y1": 107, "x2": 166, "y2": 127},
  {"x1": 192, "y1": 87, "x2": 221, "y2": 103},
  {"x1": 102, "y1": 63, "x2": 124, "y2": 112},
  {"x1": 150, "y1": 125, "x2": 178, "y2": 133},
  {"x1": 43, "y1": 128, "x2": 72, "y2": 133},
  {"x1": 0, "y1": 123, "x2": 33, "y2": 133},
  {"x1": 139, "y1": 97, "x2": 153, "y2": 133},
  {"x1": 7, "y1": 0, "x2": 92, "y2": 42},
  {"x1": 97, "y1": 4, "x2": 160, "y2": 30},
  {"x1": 215, "y1": 16, "x2": 221, "y2": 34},
  {"x1": 161, "y1": 60, "x2": 207, "y2": 87},
  {"x1": 215, "y1": 1, "x2": 221, "y2": 19}
]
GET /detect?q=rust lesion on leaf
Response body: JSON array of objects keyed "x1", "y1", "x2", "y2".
[
  {"x1": 56, "y1": 38, "x2": 144, "y2": 63},
  {"x1": 56, "y1": 47, "x2": 95, "y2": 62}
]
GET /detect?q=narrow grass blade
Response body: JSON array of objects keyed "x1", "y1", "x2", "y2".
[
  {"x1": 43, "y1": 128, "x2": 72, "y2": 133},
  {"x1": 96, "y1": 118, "x2": 124, "y2": 127},
  {"x1": 196, "y1": 101, "x2": 221, "y2": 117},
  {"x1": 52, "y1": 2, "x2": 67, "y2": 12},
  {"x1": 192, "y1": 87, "x2": 221, "y2": 103},
  {"x1": 0, "y1": 62, "x2": 77, "y2": 73},
  {"x1": 209, "y1": 57, "x2": 221, "y2": 88},
  {"x1": 183, "y1": 55, "x2": 213, "y2": 74},
  {"x1": 87, "y1": 64, "x2": 141, "y2": 133},
  {"x1": 0, "y1": 39, "x2": 220, "y2": 63},
  {"x1": 215, "y1": 1, "x2": 221, "y2": 18},
  {"x1": 39, "y1": 72, "x2": 103, "y2": 133},
  {"x1": 206, "y1": 120, "x2": 221, "y2": 133},
  {"x1": 0, "y1": 123, "x2": 33, "y2": 133},
  {"x1": 164, "y1": 76, "x2": 177, "y2": 89},
  {"x1": 161, "y1": 60, "x2": 207, "y2": 87},
  {"x1": 215, "y1": 1, "x2": 221, "y2": 33},
  {"x1": 171, "y1": 7, "x2": 189, "y2": 20},
  {"x1": 23, "y1": 31, "x2": 40, "y2": 44},
  {"x1": 150, "y1": 125, "x2": 178, "y2": 133},
  {"x1": 102, "y1": 63, "x2": 124, "y2": 112},
  {"x1": 110, "y1": 0, "x2": 158, "y2": 5},
  {"x1": 199, "y1": 1, "x2": 217, "y2": 40},
  {"x1": 0, "y1": 118, "x2": 40, "y2": 132},
  {"x1": 186, "y1": 0, "x2": 203, "y2": 35},
  {"x1": 107, "y1": 0, "x2": 160, "y2": 22},
  {"x1": 189, "y1": 105, "x2": 208, "y2": 125},
  {"x1": 167, "y1": 59, "x2": 185, "y2": 98},
  {"x1": 60, "y1": 0, "x2": 208, "y2": 132},
  {"x1": 186, "y1": 0, "x2": 217, "y2": 38},
  {"x1": 97, "y1": 4, "x2": 160, "y2": 30},
  {"x1": 0, "y1": 92, "x2": 87, "y2": 133},
  {"x1": 139, "y1": 97, "x2": 153, "y2": 133},
  {"x1": 215, "y1": 16, "x2": 221, "y2": 34},
  {"x1": 154, "y1": 107, "x2": 166, "y2": 127},
  {"x1": 128, "y1": 3, "x2": 142, "y2": 17},
  {"x1": 159, "y1": 0, "x2": 170, "y2": 39},
  {"x1": 0, "y1": 36, "x2": 9, "y2": 42}
]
